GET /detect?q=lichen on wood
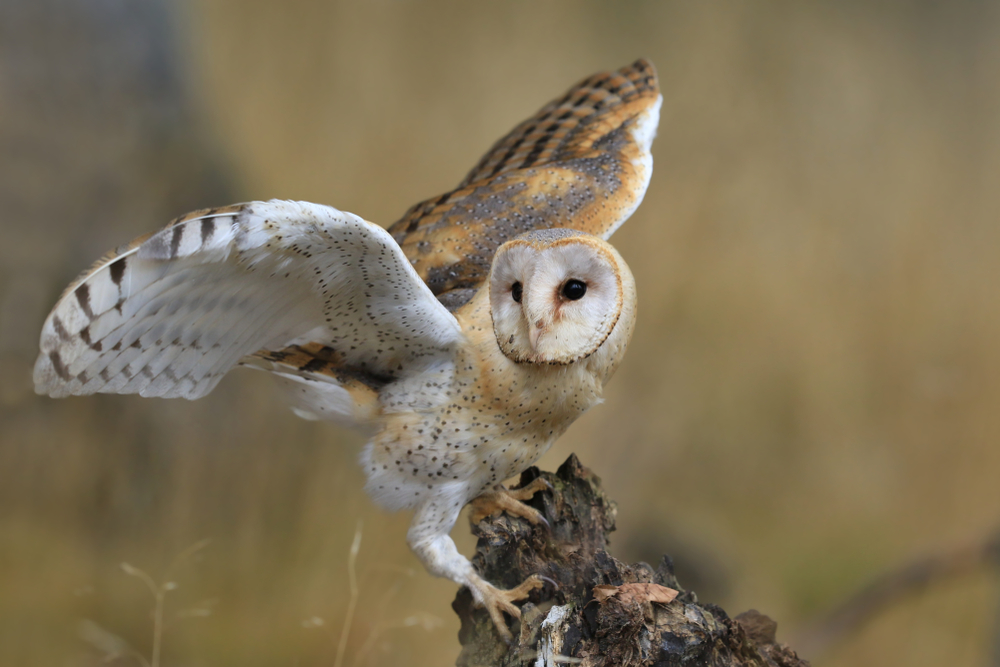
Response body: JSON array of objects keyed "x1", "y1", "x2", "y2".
[{"x1": 452, "y1": 455, "x2": 808, "y2": 667}]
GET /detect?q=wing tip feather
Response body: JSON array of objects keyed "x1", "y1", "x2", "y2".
[{"x1": 33, "y1": 352, "x2": 71, "y2": 398}]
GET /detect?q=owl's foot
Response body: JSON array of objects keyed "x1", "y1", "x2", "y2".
[
  {"x1": 473, "y1": 574, "x2": 550, "y2": 644},
  {"x1": 468, "y1": 478, "x2": 553, "y2": 529}
]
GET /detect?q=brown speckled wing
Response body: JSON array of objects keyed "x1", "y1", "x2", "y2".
[{"x1": 388, "y1": 59, "x2": 661, "y2": 309}]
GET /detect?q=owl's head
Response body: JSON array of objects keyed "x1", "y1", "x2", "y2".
[{"x1": 488, "y1": 229, "x2": 636, "y2": 367}]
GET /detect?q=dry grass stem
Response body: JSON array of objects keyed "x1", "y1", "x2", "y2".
[
  {"x1": 118, "y1": 540, "x2": 211, "y2": 667},
  {"x1": 334, "y1": 520, "x2": 363, "y2": 667}
]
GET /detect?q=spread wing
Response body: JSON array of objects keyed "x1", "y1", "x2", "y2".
[
  {"x1": 34, "y1": 200, "x2": 461, "y2": 401},
  {"x1": 388, "y1": 58, "x2": 661, "y2": 309}
]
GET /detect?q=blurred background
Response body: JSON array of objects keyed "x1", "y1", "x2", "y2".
[{"x1": 2, "y1": 1, "x2": 999, "y2": 665}]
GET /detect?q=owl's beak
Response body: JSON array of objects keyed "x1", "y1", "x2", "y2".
[
  {"x1": 523, "y1": 278, "x2": 549, "y2": 352},
  {"x1": 526, "y1": 308, "x2": 550, "y2": 351},
  {"x1": 528, "y1": 323, "x2": 545, "y2": 351}
]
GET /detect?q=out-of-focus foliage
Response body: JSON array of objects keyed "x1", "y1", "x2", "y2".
[{"x1": 2, "y1": 1, "x2": 998, "y2": 666}]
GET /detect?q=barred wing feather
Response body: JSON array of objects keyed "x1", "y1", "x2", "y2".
[{"x1": 34, "y1": 200, "x2": 462, "y2": 400}]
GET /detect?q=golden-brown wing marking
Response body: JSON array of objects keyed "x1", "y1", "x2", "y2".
[
  {"x1": 250, "y1": 342, "x2": 384, "y2": 423},
  {"x1": 457, "y1": 59, "x2": 659, "y2": 187},
  {"x1": 388, "y1": 59, "x2": 660, "y2": 309},
  {"x1": 253, "y1": 342, "x2": 392, "y2": 391}
]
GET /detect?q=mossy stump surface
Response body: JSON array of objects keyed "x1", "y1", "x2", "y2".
[{"x1": 452, "y1": 455, "x2": 808, "y2": 667}]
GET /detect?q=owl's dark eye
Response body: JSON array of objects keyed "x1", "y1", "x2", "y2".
[
  {"x1": 562, "y1": 279, "x2": 587, "y2": 301},
  {"x1": 511, "y1": 282, "x2": 523, "y2": 303}
]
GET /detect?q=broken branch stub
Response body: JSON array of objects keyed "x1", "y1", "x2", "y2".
[{"x1": 452, "y1": 454, "x2": 809, "y2": 667}]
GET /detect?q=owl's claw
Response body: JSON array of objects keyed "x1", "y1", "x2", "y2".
[
  {"x1": 474, "y1": 574, "x2": 548, "y2": 644},
  {"x1": 469, "y1": 477, "x2": 553, "y2": 531},
  {"x1": 465, "y1": 479, "x2": 555, "y2": 642}
]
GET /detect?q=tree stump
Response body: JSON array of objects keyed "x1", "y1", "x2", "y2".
[{"x1": 452, "y1": 455, "x2": 809, "y2": 667}]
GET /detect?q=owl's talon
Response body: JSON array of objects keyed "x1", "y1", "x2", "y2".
[
  {"x1": 468, "y1": 479, "x2": 552, "y2": 530},
  {"x1": 510, "y1": 477, "x2": 554, "y2": 501},
  {"x1": 474, "y1": 574, "x2": 547, "y2": 644}
]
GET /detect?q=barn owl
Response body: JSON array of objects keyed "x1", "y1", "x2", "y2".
[{"x1": 34, "y1": 59, "x2": 660, "y2": 640}]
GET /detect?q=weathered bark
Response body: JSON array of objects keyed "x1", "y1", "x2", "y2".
[{"x1": 453, "y1": 455, "x2": 808, "y2": 667}]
